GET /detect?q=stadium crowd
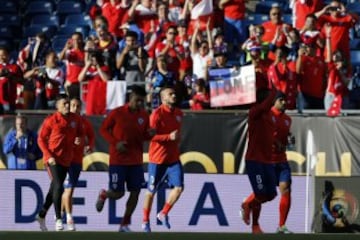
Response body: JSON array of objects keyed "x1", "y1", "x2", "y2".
[{"x1": 0, "y1": 0, "x2": 359, "y2": 116}]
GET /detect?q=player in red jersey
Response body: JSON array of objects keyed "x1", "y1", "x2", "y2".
[
  {"x1": 36, "y1": 94, "x2": 84, "y2": 231},
  {"x1": 270, "y1": 92, "x2": 294, "y2": 233},
  {"x1": 142, "y1": 87, "x2": 184, "y2": 232},
  {"x1": 96, "y1": 85, "x2": 154, "y2": 232},
  {"x1": 61, "y1": 98, "x2": 95, "y2": 231},
  {"x1": 240, "y1": 87, "x2": 277, "y2": 234}
]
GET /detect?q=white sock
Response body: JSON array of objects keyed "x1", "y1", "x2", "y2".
[{"x1": 66, "y1": 213, "x2": 73, "y2": 222}]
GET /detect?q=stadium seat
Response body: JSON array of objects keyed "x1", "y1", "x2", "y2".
[
  {"x1": 52, "y1": 36, "x2": 68, "y2": 53},
  {"x1": 30, "y1": 14, "x2": 59, "y2": 27},
  {"x1": 282, "y1": 14, "x2": 293, "y2": 25},
  {"x1": 346, "y1": 3, "x2": 360, "y2": 14},
  {"x1": 350, "y1": 39, "x2": 360, "y2": 50},
  {"x1": 0, "y1": 14, "x2": 21, "y2": 27},
  {"x1": 24, "y1": 1, "x2": 54, "y2": 16},
  {"x1": 0, "y1": 1, "x2": 17, "y2": 14},
  {"x1": 0, "y1": 26, "x2": 13, "y2": 39},
  {"x1": 57, "y1": 1, "x2": 85, "y2": 16},
  {"x1": 65, "y1": 14, "x2": 92, "y2": 28},
  {"x1": 57, "y1": 25, "x2": 90, "y2": 38},
  {"x1": 246, "y1": 14, "x2": 269, "y2": 25},
  {"x1": 22, "y1": 25, "x2": 57, "y2": 39},
  {"x1": 351, "y1": 50, "x2": 360, "y2": 67},
  {"x1": 255, "y1": 1, "x2": 281, "y2": 14},
  {"x1": 0, "y1": 39, "x2": 13, "y2": 50}
]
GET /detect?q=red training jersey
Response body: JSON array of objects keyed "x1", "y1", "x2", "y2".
[
  {"x1": 223, "y1": 0, "x2": 246, "y2": 20},
  {"x1": 100, "y1": 104, "x2": 151, "y2": 166},
  {"x1": 65, "y1": 48, "x2": 85, "y2": 84},
  {"x1": 149, "y1": 104, "x2": 183, "y2": 164},
  {"x1": 0, "y1": 63, "x2": 22, "y2": 106},
  {"x1": 38, "y1": 112, "x2": 84, "y2": 167},
  {"x1": 271, "y1": 107, "x2": 291, "y2": 163},
  {"x1": 72, "y1": 115, "x2": 95, "y2": 164}
]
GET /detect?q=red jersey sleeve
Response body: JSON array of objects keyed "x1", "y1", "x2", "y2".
[
  {"x1": 37, "y1": 116, "x2": 53, "y2": 161},
  {"x1": 150, "y1": 109, "x2": 171, "y2": 142},
  {"x1": 100, "y1": 110, "x2": 118, "y2": 145}
]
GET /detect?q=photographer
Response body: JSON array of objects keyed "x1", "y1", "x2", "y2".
[
  {"x1": 116, "y1": 30, "x2": 147, "y2": 85},
  {"x1": 0, "y1": 47, "x2": 23, "y2": 114},
  {"x1": 24, "y1": 51, "x2": 64, "y2": 109}
]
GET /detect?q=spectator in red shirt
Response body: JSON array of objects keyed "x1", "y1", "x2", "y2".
[
  {"x1": 241, "y1": 87, "x2": 276, "y2": 234},
  {"x1": 96, "y1": 85, "x2": 153, "y2": 232},
  {"x1": 299, "y1": 14, "x2": 324, "y2": 58},
  {"x1": 59, "y1": 32, "x2": 85, "y2": 99},
  {"x1": 291, "y1": 0, "x2": 324, "y2": 30},
  {"x1": 100, "y1": 0, "x2": 129, "y2": 38},
  {"x1": 0, "y1": 47, "x2": 23, "y2": 114},
  {"x1": 61, "y1": 98, "x2": 95, "y2": 231},
  {"x1": 78, "y1": 51, "x2": 110, "y2": 115},
  {"x1": 36, "y1": 94, "x2": 84, "y2": 232},
  {"x1": 142, "y1": 87, "x2": 184, "y2": 232},
  {"x1": 129, "y1": 0, "x2": 158, "y2": 35},
  {"x1": 270, "y1": 92, "x2": 294, "y2": 234},
  {"x1": 176, "y1": 19, "x2": 192, "y2": 81},
  {"x1": 189, "y1": 78, "x2": 210, "y2": 110}
]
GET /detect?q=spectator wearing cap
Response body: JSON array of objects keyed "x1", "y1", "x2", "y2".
[
  {"x1": 262, "y1": 5, "x2": 292, "y2": 61},
  {"x1": 296, "y1": 39, "x2": 326, "y2": 112},
  {"x1": 267, "y1": 47, "x2": 298, "y2": 110},
  {"x1": 299, "y1": 14, "x2": 324, "y2": 58},
  {"x1": 315, "y1": 0, "x2": 358, "y2": 66},
  {"x1": 323, "y1": 24, "x2": 351, "y2": 116},
  {"x1": 176, "y1": 19, "x2": 193, "y2": 81},
  {"x1": 291, "y1": 0, "x2": 324, "y2": 30},
  {"x1": 189, "y1": 78, "x2": 210, "y2": 110},
  {"x1": 191, "y1": 19, "x2": 214, "y2": 81},
  {"x1": 155, "y1": 25, "x2": 184, "y2": 80},
  {"x1": 218, "y1": 0, "x2": 247, "y2": 57},
  {"x1": 117, "y1": 30, "x2": 148, "y2": 85},
  {"x1": 242, "y1": 25, "x2": 269, "y2": 63}
]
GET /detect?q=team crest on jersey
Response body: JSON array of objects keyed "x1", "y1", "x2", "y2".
[
  {"x1": 176, "y1": 115, "x2": 181, "y2": 122},
  {"x1": 138, "y1": 118, "x2": 144, "y2": 125},
  {"x1": 70, "y1": 121, "x2": 76, "y2": 128},
  {"x1": 285, "y1": 119, "x2": 290, "y2": 126}
]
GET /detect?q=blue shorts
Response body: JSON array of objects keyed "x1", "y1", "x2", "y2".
[
  {"x1": 108, "y1": 165, "x2": 145, "y2": 192},
  {"x1": 64, "y1": 163, "x2": 82, "y2": 189},
  {"x1": 245, "y1": 160, "x2": 277, "y2": 197},
  {"x1": 274, "y1": 162, "x2": 292, "y2": 185},
  {"x1": 147, "y1": 161, "x2": 184, "y2": 194}
]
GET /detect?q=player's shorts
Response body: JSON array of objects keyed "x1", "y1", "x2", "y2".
[
  {"x1": 64, "y1": 163, "x2": 82, "y2": 189},
  {"x1": 245, "y1": 160, "x2": 277, "y2": 197},
  {"x1": 147, "y1": 161, "x2": 184, "y2": 194},
  {"x1": 108, "y1": 165, "x2": 145, "y2": 192},
  {"x1": 275, "y1": 162, "x2": 292, "y2": 185}
]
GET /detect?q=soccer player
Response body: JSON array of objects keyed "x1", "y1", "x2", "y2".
[
  {"x1": 36, "y1": 94, "x2": 84, "y2": 231},
  {"x1": 142, "y1": 87, "x2": 184, "y2": 232},
  {"x1": 241, "y1": 87, "x2": 277, "y2": 234},
  {"x1": 271, "y1": 92, "x2": 293, "y2": 233},
  {"x1": 96, "y1": 85, "x2": 154, "y2": 232},
  {"x1": 61, "y1": 98, "x2": 95, "y2": 231}
]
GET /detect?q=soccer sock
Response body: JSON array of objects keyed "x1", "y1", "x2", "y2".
[
  {"x1": 121, "y1": 214, "x2": 131, "y2": 225},
  {"x1": 66, "y1": 213, "x2": 73, "y2": 222},
  {"x1": 161, "y1": 203, "x2": 172, "y2": 215},
  {"x1": 143, "y1": 208, "x2": 150, "y2": 223},
  {"x1": 252, "y1": 201, "x2": 261, "y2": 226},
  {"x1": 279, "y1": 191, "x2": 291, "y2": 227}
]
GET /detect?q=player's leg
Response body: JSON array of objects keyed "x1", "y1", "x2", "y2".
[
  {"x1": 62, "y1": 163, "x2": 82, "y2": 231},
  {"x1": 276, "y1": 162, "x2": 292, "y2": 233},
  {"x1": 157, "y1": 161, "x2": 184, "y2": 229},
  {"x1": 96, "y1": 165, "x2": 125, "y2": 212},
  {"x1": 119, "y1": 165, "x2": 144, "y2": 232},
  {"x1": 142, "y1": 163, "x2": 167, "y2": 232}
]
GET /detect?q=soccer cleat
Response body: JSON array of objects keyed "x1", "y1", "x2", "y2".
[
  {"x1": 157, "y1": 212, "x2": 171, "y2": 229},
  {"x1": 66, "y1": 219, "x2": 76, "y2": 231},
  {"x1": 277, "y1": 225, "x2": 293, "y2": 234},
  {"x1": 119, "y1": 225, "x2": 131, "y2": 232},
  {"x1": 55, "y1": 219, "x2": 64, "y2": 231},
  {"x1": 36, "y1": 215, "x2": 48, "y2": 231},
  {"x1": 240, "y1": 201, "x2": 251, "y2": 225},
  {"x1": 252, "y1": 225, "x2": 264, "y2": 234},
  {"x1": 96, "y1": 189, "x2": 107, "y2": 212},
  {"x1": 142, "y1": 222, "x2": 151, "y2": 233}
]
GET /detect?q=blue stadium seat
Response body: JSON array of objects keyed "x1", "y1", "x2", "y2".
[
  {"x1": 0, "y1": 14, "x2": 21, "y2": 27},
  {"x1": 246, "y1": 14, "x2": 269, "y2": 25},
  {"x1": 347, "y1": 3, "x2": 360, "y2": 14},
  {"x1": 0, "y1": 26, "x2": 13, "y2": 39},
  {"x1": 65, "y1": 14, "x2": 92, "y2": 28},
  {"x1": 351, "y1": 50, "x2": 360, "y2": 67},
  {"x1": 255, "y1": 1, "x2": 281, "y2": 14},
  {"x1": 57, "y1": 25, "x2": 90, "y2": 38},
  {"x1": 30, "y1": 14, "x2": 59, "y2": 27},
  {"x1": 0, "y1": 39, "x2": 13, "y2": 50},
  {"x1": 23, "y1": 25, "x2": 57, "y2": 39},
  {"x1": 282, "y1": 14, "x2": 293, "y2": 25},
  {"x1": 0, "y1": 1, "x2": 17, "y2": 14},
  {"x1": 25, "y1": 1, "x2": 54, "y2": 15},
  {"x1": 52, "y1": 36, "x2": 68, "y2": 52},
  {"x1": 350, "y1": 39, "x2": 360, "y2": 50},
  {"x1": 57, "y1": 1, "x2": 85, "y2": 16}
]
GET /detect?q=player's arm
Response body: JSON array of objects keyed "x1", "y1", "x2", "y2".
[
  {"x1": 99, "y1": 111, "x2": 118, "y2": 144},
  {"x1": 2, "y1": 131, "x2": 17, "y2": 154},
  {"x1": 149, "y1": 111, "x2": 172, "y2": 142},
  {"x1": 37, "y1": 118, "x2": 53, "y2": 160},
  {"x1": 249, "y1": 89, "x2": 276, "y2": 119}
]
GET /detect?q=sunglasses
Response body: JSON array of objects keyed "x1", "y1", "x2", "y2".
[{"x1": 271, "y1": 12, "x2": 281, "y2": 16}]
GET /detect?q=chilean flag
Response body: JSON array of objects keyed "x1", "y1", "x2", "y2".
[{"x1": 188, "y1": 0, "x2": 214, "y2": 35}]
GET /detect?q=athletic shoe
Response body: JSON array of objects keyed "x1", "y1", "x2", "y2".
[
  {"x1": 240, "y1": 201, "x2": 251, "y2": 225},
  {"x1": 157, "y1": 212, "x2": 171, "y2": 229},
  {"x1": 67, "y1": 219, "x2": 76, "y2": 231},
  {"x1": 119, "y1": 225, "x2": 131, "y2": 232},
  {"x1": 142, "y1": 222, "x2": 151, "y2": 233},
  {"x1": 252, "y1": 225, "x2": 263, "y2": 234},
  {"x1": 55, "y1": 219, "x2": 64, "y2": 231},
  {"x1": 277, "y1": 225, "x2": 293, "y2": 234},
  {"x1": 96, "y1": 189, "x2": 107, "y2": 212},
  {"x1": 36, "y1": 215, "x2": 48, "y2": 231}
]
